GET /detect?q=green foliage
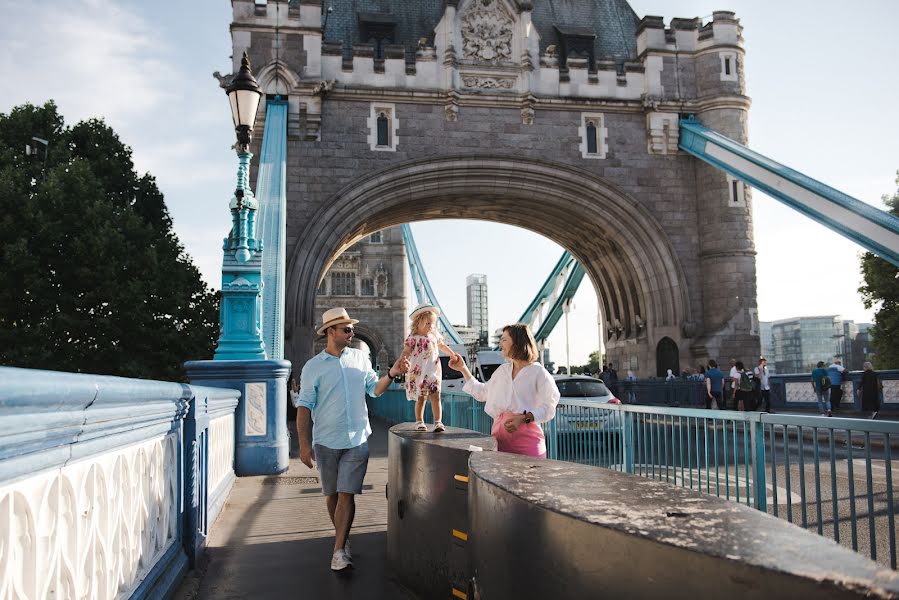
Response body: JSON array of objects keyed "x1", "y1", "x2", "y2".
[
  {"x1": 0, "y1": 101, "x2": 219, "y2": 381},
  {"x1": 858, "y1": 172, "x2": 899, "y2": 369},
  {"x1": 587, "y1": 350, "x2": 600, "y2": 373}
]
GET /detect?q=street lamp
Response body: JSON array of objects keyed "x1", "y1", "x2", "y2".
[
  {"x1": 214, "y1": 51, "x2": 266, "y2": 361},
  {"x1": 227, "y1": 52, "x2": 263, "y2": 155},
  {"x1": 224, "y1": 51, "x2": 262, "y2": 264}
]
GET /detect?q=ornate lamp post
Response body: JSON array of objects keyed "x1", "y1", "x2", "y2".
[
  {"x1": 187, "y1": 51, "x2": 290, "y2": 479},
  {"x1": 214, "y1": 52, "x2": 266, "y2": 360}
]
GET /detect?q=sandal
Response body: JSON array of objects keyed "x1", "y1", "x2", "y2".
[
  {"x1": 415, "y1": 421, "x2": 427, "y2": 431},
  {"x1": 433, "y1": 422, "x2": 445, "y2": 433}
]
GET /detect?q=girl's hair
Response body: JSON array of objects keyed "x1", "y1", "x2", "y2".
[
  {"x1": 410, "y1": 310, "x2": 439, "y2": 337},
  {"x1": 503, "y1": 323, "x2": 538, "y2": 362}
]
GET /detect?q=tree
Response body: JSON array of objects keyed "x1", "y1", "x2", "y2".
[
  {"x1": 587, "y1": 350, "x2": 600, "y2": 373},
  {"x1": 858, "y1": 172, "x2": 899, "y2": 369},
  {"x1": 0, "y1": 101, "x2": 219, "y2": 381}
]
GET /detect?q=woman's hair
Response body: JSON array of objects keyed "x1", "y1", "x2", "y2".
[
  {"x1": 503, "y1": 323, "x2": 539, "y2": 362},
  {"x1": 735, "y1": 361, "x2": 744, "y2": 370}
]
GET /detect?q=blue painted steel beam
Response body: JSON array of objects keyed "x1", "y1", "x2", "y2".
[
  {"x1": 256, "y1": 99, "x2": 288, "y2": 359},
  {"x1": 679, "y1": 117, "x2": 899, "y2": 267},
  {"x1": 533, "y1": 261, "x2": 586, "y2": 343},
  {"x1": 400, "y1": 224, "x2": 463, "y2": 344},
  {"x1": 516, "y1": 251, "x2": 574, "y2": 325}
]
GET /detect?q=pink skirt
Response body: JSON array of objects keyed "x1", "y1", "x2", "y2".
[{"x1": 491, "y1": 411, "x2": 546, "y2": 458}]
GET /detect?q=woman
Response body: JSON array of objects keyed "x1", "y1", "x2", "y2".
[
  {"x1": 858, "y1": 361, "x2": 883, "y2": 419},
  {"x1": 448, "y1": 323, "x2": 559, "y2": 458}
]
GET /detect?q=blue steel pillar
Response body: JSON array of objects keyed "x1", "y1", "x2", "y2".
[{"x1": 186, "y1": 53, "x2": 289, "y2": 475}]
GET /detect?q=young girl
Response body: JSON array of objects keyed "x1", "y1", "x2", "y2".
[{"x1": 402, "y1": 303, "x2": 457, "y2": 432}]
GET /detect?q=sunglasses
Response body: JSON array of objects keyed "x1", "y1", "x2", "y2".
[{"x1": 333, "y1": 326, "x2": 354, "y2": 334}]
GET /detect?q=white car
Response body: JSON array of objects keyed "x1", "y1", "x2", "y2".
[{"x1": 551, "y1": 375, "x2": 623, "y2": 435}]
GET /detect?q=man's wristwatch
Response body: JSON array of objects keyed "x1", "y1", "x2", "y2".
[{"x1": 523, "y1": 410, "x2": 533, "y2": 424}]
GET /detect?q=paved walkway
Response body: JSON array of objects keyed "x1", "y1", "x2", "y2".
[{"x1": 174, "y1": 419, "x2": 415, "y2": 600}]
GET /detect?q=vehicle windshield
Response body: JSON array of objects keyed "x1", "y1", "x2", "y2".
[
  {"x1": 556, "y1": 379, "x2": 611, "y2": 398},
  {"x1": 479, "y1": 363, "x2": 502, "y2": 382},
  {"x1": 440, "y1": 356, "x2": 465, "y2": 380}
]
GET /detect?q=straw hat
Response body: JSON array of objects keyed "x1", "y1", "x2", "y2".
[
  {"x1": 409, "y1": 302, "x2": 440, "y2": 320},
  {"x1": 316, "y1": 307, "x2": 359, "y2": 335}
]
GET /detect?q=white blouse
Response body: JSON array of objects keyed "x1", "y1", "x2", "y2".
[{"x1": 463, "y1": 362, "x2": 559, "y2": 423}]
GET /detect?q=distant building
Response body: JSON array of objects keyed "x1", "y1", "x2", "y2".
[
  {"x1": 760, "y1": 316, "x2": 872, "y2": 373},
  {"x1": 466, "y1": 274, "x2": 488, "y2": 349}
]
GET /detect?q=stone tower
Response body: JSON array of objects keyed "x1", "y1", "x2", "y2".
[
  {"x1": 312, "y1": 226, "x2": 407, "y2": 371},
  {"x1": 228, "y1": 0, "x2": 760, "y2": 376}
]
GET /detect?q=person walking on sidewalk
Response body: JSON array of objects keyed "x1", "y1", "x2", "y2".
[
  {"x1": 858, "y1": 361, "x2": 883, "y2": 419},
  {"x1": 292, "y1": 307, "x2": 409, "y2": 571},
  {"x1": 827, "y1": 358, "x2": 847, "y2": 413},
  {"x1": 754, "y1": 357, "x2": 772, "y2": 412},
  {"x1": 811, "y1": 360, "x2": 832, "y2": 416},
  {"x1": 705, "y1": 359, "x2": 726, "y2": 410}
]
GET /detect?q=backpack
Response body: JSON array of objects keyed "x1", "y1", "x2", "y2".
[
  {"x1": 739, "y1": 371, "x2": 754, "y2": 392},
  {"x1": 821, "y1": 374, "x2": 832, "y2": 389}
]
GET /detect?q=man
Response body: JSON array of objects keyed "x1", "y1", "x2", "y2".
[
  {"x1": 754, "y1": 357, "x2": 772, "y2": 413},
  {"x1": 827, "y1": 358, "x2": 847, "y2": 412},
  {"x1": 292, "y1": 307, "x2": 409, "y2": 571},
  {"x1": 811, "y1": 360, "x2": 831, "y2": 416},
  {"x1": 705, "y1": 359, "x2": 725, "y2": 410}
]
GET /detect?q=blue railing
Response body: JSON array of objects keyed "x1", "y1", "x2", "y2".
[
  {"x1": 370, "y1": 386, "x2": 899, "y2": 569},
  {"x1": 0, "y1": 366, "x2": 240, "y2": 598}
]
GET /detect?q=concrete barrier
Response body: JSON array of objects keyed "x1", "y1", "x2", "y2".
[
  {"x1": 387, "y1": 423, "x2": 496, "y2": 599},
  {"x1": 468, "y1": 451, "x2": 899, "y2": 600}
]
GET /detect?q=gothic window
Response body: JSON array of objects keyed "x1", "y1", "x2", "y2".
[
  {"x1": 376, "y1": 274, "x2": 388, "y2": 297},
  {"x1": 369, "y1": 231, "x2": 382, "y2": 243},
  {"x1": 368, "y1": 103, "x2": 398, "y2": 151},
  {"x1": 719, "y1": 52, "x2": 738, "y2": 82},
  {"x1": 361, "y1": 278, "x2": 375, "y2": 296},
  {"x1": 727, "y1": 174, "x2": 746, "y2": 207},
  {"x1": 377, "y1": 113, "x2": 389, "y2": 146},
  {"x1": 586, "y1": 121, "x2": 597, "y2": 154},
  {"x1": 579, "y1": 113, "x2": 607, "y2": 159},
  {"x1": 331, "y1": 272, "x2": 356, "y2": 296}
]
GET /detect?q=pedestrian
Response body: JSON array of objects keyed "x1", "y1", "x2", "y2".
[
  {"x1": 626, "y1": 370, "x2": 637, "y2": 403},
  {"x1": 606, "y1": 361, "x2": 619, "y2": 396},
  {"x1": 449, "y1": 323, "x2": 559, "y2": 458},
  {"x1": 724, "y1": 358, "x2": 737, "y2": 410},
  {"x1": 858, "y1": 361, "x2": 883, "y2": 419},
  {"x1": 733, "y1": 361, "x2": 755, "y2": 411},
  {"x1": 811, "y1": 360, "x2": 832, "y2": 416},
  {"x1": 754, "y1": 357, "x2": 772, "y2": 412},
  {"x1": 665, "y1": 368, "x2": 676, "y2": 382},
  {"x1": 704, "y1": 359, "x2": 725, "y2": 410},
  {"x1": 292, "y1": 307, "x2": 409, "y2": 571},
  {"x1": 400, "y1": 303, "x2": 459, "y2": 433},
  {"x1": 827, "y1": 358, "x2": 847, "y2": 413}
]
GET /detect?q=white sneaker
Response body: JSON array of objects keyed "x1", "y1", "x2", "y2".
[
  {"x1": 344, "y1": 539, "x2": 352, "y2": 560},
  {"x1": 330, "y1": 549, "x2": 353, "y2": 571}
]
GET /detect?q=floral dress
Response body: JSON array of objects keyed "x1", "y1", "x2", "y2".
[{"x1": 404, "y1": 333, "x2": 443, "y2": 400}]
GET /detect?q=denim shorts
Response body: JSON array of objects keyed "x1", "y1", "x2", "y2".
[{"x1": 314, "y1": 441, "x2": 370, "y2": 496}]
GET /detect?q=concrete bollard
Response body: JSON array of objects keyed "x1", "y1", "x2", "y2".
[{"x1": 387, "y1": 423, "x2": 496, "y2": 599}]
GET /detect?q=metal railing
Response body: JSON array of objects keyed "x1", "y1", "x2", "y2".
[{"x1": 369, "y1": 386, "x2": 899, "y2": 569}]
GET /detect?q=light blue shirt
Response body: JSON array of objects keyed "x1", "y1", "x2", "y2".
[{"x1": 293, "y1": 348, "x2": 380, "y2": 449}]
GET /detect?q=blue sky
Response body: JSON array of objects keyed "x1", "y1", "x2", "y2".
[{"x1": 1, "y1": 0, "x2": 897, "y2": 369}]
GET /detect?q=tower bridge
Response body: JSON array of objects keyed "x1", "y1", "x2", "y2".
[{"x1": 5, "y1": 2, "x2": 899, "y2": 599}]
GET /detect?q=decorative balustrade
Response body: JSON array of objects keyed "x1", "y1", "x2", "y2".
[{"x1": 0, "y1": 367, "x2": 240, "y2": 600}]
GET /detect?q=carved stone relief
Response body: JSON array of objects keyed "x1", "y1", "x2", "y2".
[
  {"x1": 462, "y1": 76, "x2": 516, "y2": 89},
  {"x1": 245, "y1": 382, "x2": 267, "y2": 436},
  {"x1": 460, "y1": 0, "x2": 514, "y2": 64}
]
